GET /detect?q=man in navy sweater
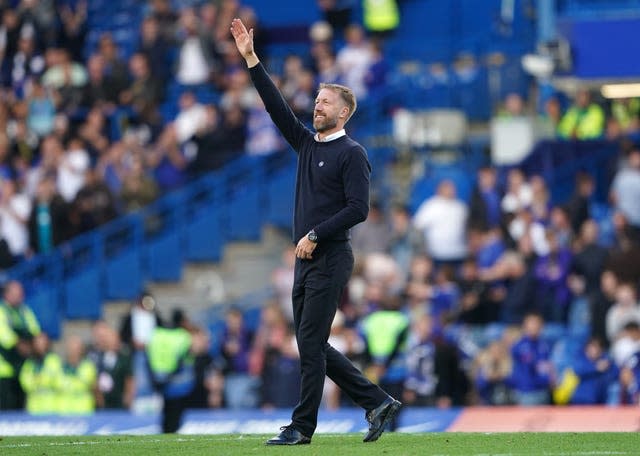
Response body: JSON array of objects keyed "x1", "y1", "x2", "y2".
[{"x1": 231, "y1": 18, "x2": 401, "y2": 445}]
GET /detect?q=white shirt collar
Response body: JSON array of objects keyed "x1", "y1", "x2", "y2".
[{"x1": 314, "y1": 129, "x2": 346, "y2": 142}]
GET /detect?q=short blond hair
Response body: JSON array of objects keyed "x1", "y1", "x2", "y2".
[{"x1": 318, "y1": 82, "x2": 357, "y2": 123}]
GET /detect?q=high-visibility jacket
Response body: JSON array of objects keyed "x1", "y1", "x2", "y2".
[
  {"x1": 0, "y1": 301, "x2": 41, "y2": 378},
  {"x1": 146, "y1": 327, "x2": 195, "y2": 399},
  {"x1": 58, "y1": 359, "x2": 97, "y2": 415},
  {"x1": 19, "y1": 352, "x2": 63, "y2": 415},
  {"x1": 363, "y1": 0, "x2": 400, "y2": 32},
  {"x1": 361, "y1": 310, "x2": 409, "y2": 382},
  {"x1": 557, "y1": 104, "x2": 605, "y2": 140}
]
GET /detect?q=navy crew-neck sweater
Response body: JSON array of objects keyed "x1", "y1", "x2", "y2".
[{"x1": 249, "y1": 62, "x2": 371, "y2": 244}]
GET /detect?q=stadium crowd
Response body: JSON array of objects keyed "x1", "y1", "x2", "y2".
[{"x1": 1, "y1": 0, "x2": 640, "y2": 420}]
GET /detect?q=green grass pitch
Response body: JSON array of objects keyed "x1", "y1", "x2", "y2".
[{"x1": 0, "y1": 432, "x2": 638, "y2": 455}]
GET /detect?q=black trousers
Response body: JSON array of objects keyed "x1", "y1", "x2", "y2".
[
  {"x1": 0, "y1": 376, "x2": 25, "y2": 410},
  {"x1": 162, "y1": 396, "x2": 186, "y2": 433},
  {"x1": 290, "y1": 241, "x2": 389, "y2": 437}
]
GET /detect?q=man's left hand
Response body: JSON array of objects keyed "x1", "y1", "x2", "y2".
[{"x1": 295, "y1": 236, "x2": 317, "y2": 260}]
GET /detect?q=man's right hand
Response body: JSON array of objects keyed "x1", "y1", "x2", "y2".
[{"x1": 230, "y1": 18, "x2": 259, "y2": 68}]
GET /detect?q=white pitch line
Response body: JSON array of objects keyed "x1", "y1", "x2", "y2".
[{"x1": 0, "y1": 435, "x2": 266, "y2": 449}]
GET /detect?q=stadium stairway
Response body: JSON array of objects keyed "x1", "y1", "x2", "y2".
[{"x1": 58, "y1": 224, "x2": 291, "y2": 343}]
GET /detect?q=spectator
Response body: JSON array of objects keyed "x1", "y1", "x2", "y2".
[
  {"x1": 120, "y1": 290, "x2": 163, "y2": 399},
  {"x1": 313, "y1": 44, "x2": 341, "y2": 86},
  {"x1": 548, "y1": 205, "x2": 573, "y2": 249},
  {"x1": 363, "y1": 40, "x2": 389, "y2": 96},
  {"x1": 501, "y1": 168, "x2": 532, "y2": 215},
  {"x1": 26, "y1": 79, "x2": 55, "y2": 138},
  {"x1": 387, "y1": 203, "x2": 424, "y2": 276},
  {"x1": 90, "y1": 321, "x2": 134, "y2": 410},
  {"x1": 468, "y1": 166, "x2": 502, "y2": 231},
  {"x1": 59, "y1": 335, "x2": 97, "y2": 415},
  {"x1": 0, "y1": 280, "x2": 41, "y2": 410},
  {"x1": 220, "y1": 307, "x2": 259, "y2": 409},
  {"x1": 317, "y1": 0, "x2": 355, "y2": 34},
  {"x1": 186, "y1": 105, "x2": 232, "y2": 174},
  {"x1": 403, "y1": 254, "x2": 434, "y2": 317},
  {"x1": 454, "y1": 258, "x2": 490, "y2": 324},
  {"x1": 164, "y1": 91, "x2": 208, "y2": 149},
  {"x1": 497, "y1": 92, "x2": 525, "y2": 118},
  {"x1": 336, "y1": 23, "x2": 373, "y2": 98},
  {"x1": 57, "y1": 137, "x2": 90, "y2": 203},
  {"x1": 611, "y1": 321, "x2": 640, "y2": 374},
  {"x1": 0, "y1": 9, "x2": 24, "y2": 67},
  {"x1": 96, "y1": 33, "x2": 129, "y2": 99},
  {"x1": 533, "y1": 231, "x2": 573, "y2": 323},
  {"x1": 404, "y1": 313, "x2": 468, "y2": 408},
  {"x1": 27, "y1": 173, "x2": 69, "y2": 254},
  {"x1": 565, "y1": 171, "x2": 595, "y2": 234},
  {"x1": 590, "y1": 269, "x2": 618, "y2": 347},
  {"x1": 362, "y1": 0, "x2": 400, "y2": 40},
  {"x1": 77, "y1": 107, "x2": 110, "y2": 159},
  {"x1": 361, "y1": 297, "x2": 409, "y2": 428},
  {"x1": 146, "y1": 312, "x2": 209, "y2": 433},
  {"x1": 57, "y1": 0, "x2": 87, "y2": 62},
  {"x1": 244, "y1": 97, "x2": 286, "y2": 157},
  {"x1": 119, "y1": 154, "x2": 158, "y2": 213},
  {"x1": 430, "y1": 265, "x2": 461, "y2": 327},
  {"x1": 41, "y1": 48, "x2": 87, "y2": 111},
  {"x1": 0, "y1": 178, "x2": 32, "y2": 261},
  {"x1": 554, "y1": 337, "x2": 616, "y2": 405},
  {"x1": 24, "y1": 134, "x2": 62, "y2": 197},
  {"x1": 175, "y1": 7, "x2": 212, "y2": 86},
  {"x1": 605, "y1": 282, "x2": 640, "y2": 345},
  {"x1": 138, "y1": 16, "x2": 172, "y2": 88},
  {"x1": 569, "y1": 219, "x2": 608, "y2": 297},
  {"x1": 147, "y1": 0, "x2": 179, "y2": 43},
  {"x1": 529, "y1": 175, "x2": 551, "y2": 223},
  {"x1": 7, "y1": 31, "x2": 45, "y2": 97},
  {"x1": 557, "y1": 89, "x2": 605, "y2": 140},
  {"x1": 19, "y1": 332, "x2": 61, "y2": 414},
  {"x1": 69, "y1": 167, "x2": 118, "y2": 234},
  {"x1": 499, "y1": 251, "x2": 538, "y2": 324},
  {"x1": 119, "y1": 52, "x2": 163, "y2": 133},
  {"x1": 610, "y1": 148, "x2": 640, "y2": 237},
  {"x1": 509, "y1": 312, "x2": 554, "y2": 405},
  {"x1": 473, "y1": 338, "x2": 513, "y2": 405},
  {"x1": 80, "y1": 54, "x2": 119, "y2": 110},
  {"x1": 610, "y1": 97, "x2": 640, "y2": 136},
  {"x1": 248, "y1": 301, "x2": 288, "y2": 378},
  {"x1": 260, "y1": 322, "x2": 301, "y2": 409},
  {"x1": 270, "y1": 246, "x2": 296, "y2": 322},
  {"x1": 351, "y1": 200, "x2": 391, "y2": 256},
  {"x1": 413, "y1": 179, "x2": 468, "y2": 265},
  {"x1": 619, "y1": 343, "x2": 640, "y2": 404}
]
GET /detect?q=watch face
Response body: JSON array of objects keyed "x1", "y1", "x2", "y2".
[{"x1": 308, "y1": 231, "x2": 317, "y2": 242}]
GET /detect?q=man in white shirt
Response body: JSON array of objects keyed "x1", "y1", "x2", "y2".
[
  {"x1": 413, "y1": 180, "x2": 468, "y2": 262},
  {"x1": 0, "y1": 179, "x2": 32, "y2": 259},
  {"x1": 57, "y1": 137, "x2": 89, "y2": 202}
]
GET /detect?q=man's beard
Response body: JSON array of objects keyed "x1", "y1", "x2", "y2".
[{"x1": 313, "y1": 114, "x2": 338, "y2": 133}]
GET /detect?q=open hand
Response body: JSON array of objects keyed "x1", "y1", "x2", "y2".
[{"x1": 230, "y1": 18, "x2": 256, "y2": 63}]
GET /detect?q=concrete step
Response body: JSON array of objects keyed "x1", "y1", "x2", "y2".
[{"x1": 57, "y1": 225, "x2": 291, "y2": 341}]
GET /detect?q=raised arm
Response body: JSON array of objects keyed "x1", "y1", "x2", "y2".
[{"x1": 230, "y1": 18, "x2": 310, "y2": 150}]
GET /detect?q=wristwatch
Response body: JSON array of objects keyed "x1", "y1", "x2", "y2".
[{"x1": 307, "y1": 230, "x2": 318, "y2": 243}]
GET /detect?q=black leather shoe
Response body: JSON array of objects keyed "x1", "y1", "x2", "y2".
[
  {"x1": 265, "y1": 425, "x2": 311, "y2": 445},
  {"x1": 363, "y1": 397, "x2": 402, "y2": 442}
]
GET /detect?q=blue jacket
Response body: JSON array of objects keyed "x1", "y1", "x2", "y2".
[
  {"x1": 570, "y1": 352, "x2": 617, "y2": 405},
  {"x1": 509, "y1": 336, "x2": 552, "y2": 392}
]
